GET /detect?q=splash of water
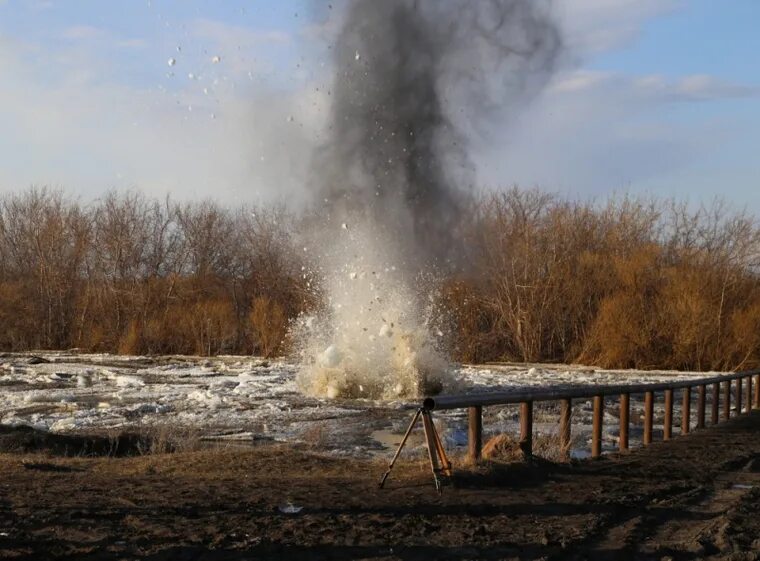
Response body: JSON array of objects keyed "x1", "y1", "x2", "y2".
[{"x1": 294, "y1": 222, "x2": 456, "y2": 399}]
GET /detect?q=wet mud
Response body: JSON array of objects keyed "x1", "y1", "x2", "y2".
[{"x1": 0, "y1": 413, "x2": 758, "y2": 560}]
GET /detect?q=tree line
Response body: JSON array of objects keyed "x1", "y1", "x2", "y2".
[
  {"x1": 0, "y1": 188, "x2": 309, "y2": 357},
  {"x1": 1, "y1": 187, "x2": 759, "y2": 371}
]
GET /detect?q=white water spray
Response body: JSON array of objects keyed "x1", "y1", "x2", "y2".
[{"x1": 294, "y1": 222, "x2": 456, "y2": 399}]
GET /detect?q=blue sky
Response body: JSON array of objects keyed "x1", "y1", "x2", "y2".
[
  {"x1": 584, "y1": 1, "x2": 760, "y2": 206},
  {"x1": 592, "y1": 1, "x2": 760, "y2": 80},
  {"x1": 0, "y1": 0, "x2": 758, "y2": 211}
]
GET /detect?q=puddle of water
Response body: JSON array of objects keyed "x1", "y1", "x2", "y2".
[
  {"x1": 446, "y1": 427, "x2": 468, "y2": 448},
  {"x1": 370, "y1": 429, "x2": 425, "y2": 452},
  {"x1": 732, "y1": 484, "x2": 754, "y2": 490},
  {"x1": 570, "y1": 448, "x2": 592, "y2": 460},
  {"x1": 197, "y1": 432, "x2": 276, "y2": 449}
]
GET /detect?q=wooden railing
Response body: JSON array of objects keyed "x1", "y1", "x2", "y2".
[{"x1": 423, "y1": 370, "x2": 760, "y2": 462}]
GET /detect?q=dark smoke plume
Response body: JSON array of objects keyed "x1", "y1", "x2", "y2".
[{"x1": 315, "y1": 0, "x2": 561, "y2": 265}]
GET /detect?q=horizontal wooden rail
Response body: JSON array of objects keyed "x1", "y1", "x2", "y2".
[
  {"x1": 423, "y1": 370, "x2": 760, "y2": 411},
  {"x1": 420, "y1": 369, "x2": 760, "y2": 465}
]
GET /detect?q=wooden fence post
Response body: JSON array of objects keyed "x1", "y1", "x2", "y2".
[
  {"x1": 737, "y1": 378, "x2": 743, "y2": 415},
  {"x1": 559, "y1": 398, "x2": 572, "y2": 461},
  {"x1": 643, "y1": 391, "x2": 654, "y2": 445},
  {"x1": 696, "y1": 385, "x2": 706, "y2": 429},
  {"x1": 723, "y1": 380, "x2": 731, "y2": 420},
  {"x1": 619, "y1": 394, "x2": 629, "y2": 451},
  {"x1": 745, "y1": 376, "x2": 752, "y2": 413},
  {"x1": 682, "y1": 387, "x2": 691, "y2": 435},
  {"x1": 592, "y1": 395, "x2": 604, "y2": 458},
  {"x1": 520, "y1": 401, "x2": 533, "y2": 460},
  {"x1": 711, "y1": 382, "x2": 720, "y2": 425},
  {"x1": 663, "y1": 389, "x2": 673, "y2": 440},
  {"x1": 468, "y1": 406, "x2": 482, "y2": 463}
]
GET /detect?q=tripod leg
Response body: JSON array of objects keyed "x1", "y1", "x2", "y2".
[
  {"x1": 378, "y1": 408, "x2": 422, "y2": 488},
  {"x1": 422, "y1": 411, "x2": 443, "y2": 493},
  {"x1": 431, "y1": 418, "x2": 452, "y2": 477}
]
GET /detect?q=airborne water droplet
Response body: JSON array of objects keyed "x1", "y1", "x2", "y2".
[
  {"x1": 211, "y1": 55, "x2": 221, "y2": 64},
  {"x1": 167, "y1": 57, "x2": 176, "y2": 66},
  {"x1": 354, "y1": 50, "x2": 360, "y2": 61}
]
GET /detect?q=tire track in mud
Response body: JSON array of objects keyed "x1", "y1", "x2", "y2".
[
  {"x1": 639, "y1": 454, "x2": 760, "y2": 559},
  {"x1": 554, "y1": 419, "x2": 760, "y2": 561}
]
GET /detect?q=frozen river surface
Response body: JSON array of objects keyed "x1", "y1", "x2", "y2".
[{"x1": 0, "y1": 352, "x2": 721, "y2": 457}]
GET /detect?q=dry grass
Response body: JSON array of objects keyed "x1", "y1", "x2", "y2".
[
  {"x1": 132, "y1": 424, "x2": 204, "y2": 455},
  {"x1": 481, "y1": 432, "x2": 574, "y2": 464}
]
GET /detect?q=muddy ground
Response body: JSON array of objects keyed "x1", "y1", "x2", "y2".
[{"x1": 0, "y1": 413, "x2": 759, "y2": 561}]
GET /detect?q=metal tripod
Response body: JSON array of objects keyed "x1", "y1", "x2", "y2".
[{"x1": 378, "y1": 407, "x2": 452, "y2": 493}]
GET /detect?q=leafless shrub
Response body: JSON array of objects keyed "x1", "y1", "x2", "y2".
[
  {"x1": 249, "y1": 296, "x2": 288, "y2": 357},
  {"x1": 134, "y1": 424, "x2": 203, "y2": 455}
]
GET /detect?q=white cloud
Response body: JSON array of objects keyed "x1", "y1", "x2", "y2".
[
  {"x1": 472, "y1": 66, "x2": 759, "y2": 202},
  {"x1": 671, "y1": 74, "x2": 760, "y2": 101},
  {"x1": 550, "y1": 70, "x2": 610, "y2": 93},
  {"x1": 0, "y1": 32, "x2": 329, "y2": 205},
  {"x1": 551, "y1": 70, "x2": 760, "y2": 102},
  {"x1": 558, "y1": 0, "x2": 682, "y2": 56}
]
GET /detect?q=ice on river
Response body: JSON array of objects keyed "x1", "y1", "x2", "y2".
[{"x1": 0, "y1": 352, "x2": 720, "y2": 457}]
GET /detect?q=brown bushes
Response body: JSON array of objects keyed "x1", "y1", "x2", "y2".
[
  {"x1": 0, "y1": 188, "x2": 311, "y2": 356},
  {"x1": 456, "y1": 190, "x2": 760, "y2": 370},
  {"x1": 0, "y1": 186, "x2": 759, "y2": 371},
  {"x1": 249, "y1": 296, "x2": 288, "y2": 358}
]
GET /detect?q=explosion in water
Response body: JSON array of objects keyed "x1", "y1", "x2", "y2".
[
  {"x1": 294, "y1": 224, "x2": 451, "y2": 399},
  {"x1": 296, "y1": 0, "x2": 561, "y2": 399}
]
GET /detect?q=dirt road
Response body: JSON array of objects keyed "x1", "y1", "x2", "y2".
[{"x1": 1, "y1": 413, "x2": 759, "y2": 560}]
